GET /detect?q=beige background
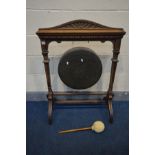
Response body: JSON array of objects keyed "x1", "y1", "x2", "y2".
[{"x1": 26, "y1": 0, "x2": 129, "y2": 92}]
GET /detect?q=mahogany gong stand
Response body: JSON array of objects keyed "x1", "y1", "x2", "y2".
[{"x1": 36, "y1": 19, "x2": 126, "y2": 124}]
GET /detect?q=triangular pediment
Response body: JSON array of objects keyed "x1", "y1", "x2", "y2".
[
  {"x1": 47, "y1": 19, "x2": 115, "y2": 29},
  {"x1": 36, "y1": 19, "x2": 126, "y2": 38}
]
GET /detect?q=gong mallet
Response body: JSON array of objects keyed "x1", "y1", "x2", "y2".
[{"x1": 58, "y1": 121, "x2": 105, "y2": 134}]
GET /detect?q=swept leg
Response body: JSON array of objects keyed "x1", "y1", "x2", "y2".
[
  {"x1": 48, "y1": 100, "x2": 52, "y2": 124},
  {"x1": 104, "y1": 95, "x2": 113, "y2": 123},
  {"x1": 46, "y1": 90, "x2": 54, "y2": 125},
  {"x1": 108, "y1": 97, "x2": 113, "y2": 123}
]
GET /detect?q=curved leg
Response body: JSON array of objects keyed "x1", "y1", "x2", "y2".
[
  {"x1": 108, "y1": 99, "x2": 113, "y2": 123},
  {"x1": 48, "y1": 99, "x2": 52, "y2": 124},
  {"x1": 104, "y1": 95, "x2": 113, "y2": 123},
  {"x1": 47, "y1": 93, "x2": 53, "y2": 124}
]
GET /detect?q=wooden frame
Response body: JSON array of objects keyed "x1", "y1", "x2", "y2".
[{"x1": 36, "y1": 19, "x2": 126, "y2": 124}]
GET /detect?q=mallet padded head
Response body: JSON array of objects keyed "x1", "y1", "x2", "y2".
[{"x1": 91, "y1": 121, "x2": 105, "y2": 133}]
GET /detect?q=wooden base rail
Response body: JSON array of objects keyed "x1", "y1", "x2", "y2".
[
  {"x1": 54, "y1": 99, "x2": 104, "y2": 104},
  {"x1": 53, "y1": 91, "x2": 107, "y2": 96}
]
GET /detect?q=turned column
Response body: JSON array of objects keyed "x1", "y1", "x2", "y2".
[
  {"x1": 41, "y1": 40, "x2": 53, "y2": 124},
  {"x1": 106, "y1": 39, "x2": 121, "y2": 123}
]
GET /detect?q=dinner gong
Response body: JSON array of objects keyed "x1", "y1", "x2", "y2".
[
  {"x1": 58, "y1": 47, "x2": 102, "y2": 89},
  {"x1": 36, "y1": 19, "x2": 126, "y2": 124}
]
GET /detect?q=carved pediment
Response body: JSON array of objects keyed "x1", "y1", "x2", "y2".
[
  {"x1": 36, "y1": 19, "x2": 126, "y2": 39},
  {"x1": 51, "y1": 19, "x2": 113, "y2": 29}
]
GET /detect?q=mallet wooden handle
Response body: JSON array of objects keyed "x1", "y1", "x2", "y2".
[{"x1": 59, "y1": 127, "x2": 92, "y2": 134}]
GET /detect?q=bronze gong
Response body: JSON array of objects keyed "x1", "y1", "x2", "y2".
[{"x1": 58, "y1": 47, "x2": 102, "y2": 89}]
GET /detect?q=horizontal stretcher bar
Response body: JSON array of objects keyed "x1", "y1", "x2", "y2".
[
  {"x1": 54, "y1": 99, "x2": 105, "y2": 104},
  {"x1": 53, "y1": 91, "x2": 108, "y2": 96}
]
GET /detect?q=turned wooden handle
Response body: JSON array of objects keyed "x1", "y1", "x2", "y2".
[{"x1": 59, "y1": 127, "x2": 92, "y2": 134}]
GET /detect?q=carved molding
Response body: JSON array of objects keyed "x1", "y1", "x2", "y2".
[
  {"x1": 49, "y1": 19, "x2": 114, "y2": 29},
  {"x1": 40, "y1": 35, "x2": 121, "y2": 40},
  {"x1": 37, "y1": 19, "x2": 126, "y2": 41}
]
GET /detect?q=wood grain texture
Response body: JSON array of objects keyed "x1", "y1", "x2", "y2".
[{"x1": 36, "y1": 20, "x2": 125, "y2": 42}]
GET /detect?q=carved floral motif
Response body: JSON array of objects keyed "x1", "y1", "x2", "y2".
[{"x1": 52, "y1": 20, "x2": 112, "y2": 29}]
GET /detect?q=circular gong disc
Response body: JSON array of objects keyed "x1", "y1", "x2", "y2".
[{"x1": 58, "y1": 47, "x2": 102, "y2": 89}]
